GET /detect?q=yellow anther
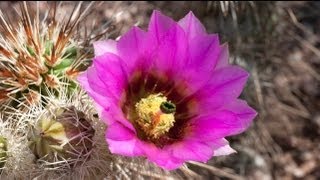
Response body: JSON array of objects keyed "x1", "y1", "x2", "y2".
[{"x1": 135, "y1": 93, "x2": 176, "y2": 138}]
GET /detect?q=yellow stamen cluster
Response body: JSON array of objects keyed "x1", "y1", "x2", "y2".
[{"x1": 135, "y1": 93, "x2": 176, "y2": 139}]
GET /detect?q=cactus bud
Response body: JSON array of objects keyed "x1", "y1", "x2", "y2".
[{"x1": 28, "y1": 106, "x2": 95, "y2": 168}]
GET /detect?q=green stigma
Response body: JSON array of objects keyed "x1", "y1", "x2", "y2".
[
  {"x1": 135, "y1": 93, "x2": 176, "y2": 139},
  {"x1": 160, "y1": 101, "x2": 176, "y2": 114}
]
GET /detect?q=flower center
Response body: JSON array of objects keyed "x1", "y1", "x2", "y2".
[{"x1": 135, "y1": 93, "x2": 176, "y2": 139}]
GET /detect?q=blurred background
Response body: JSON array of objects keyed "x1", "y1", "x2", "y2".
[{"x1": 1, "y1": 1, "x2": 319, "y2": 179}]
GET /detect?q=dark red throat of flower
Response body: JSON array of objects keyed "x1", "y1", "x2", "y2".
[{"x1": 121, "y1": 71, "x2": 197, "y2": 148}]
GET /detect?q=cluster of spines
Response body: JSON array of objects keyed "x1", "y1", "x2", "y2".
[{"x1": 0, "y1": 2, "x2": 109, "y2": 110}]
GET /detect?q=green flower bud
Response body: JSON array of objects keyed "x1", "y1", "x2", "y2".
[{"x1": 28, "y1": 106, "x2": 95, "y2": 168}]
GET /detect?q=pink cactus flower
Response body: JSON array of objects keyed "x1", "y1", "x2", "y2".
[{"x1": 78, "y1": 10, "x2": 257, "y2": 170}]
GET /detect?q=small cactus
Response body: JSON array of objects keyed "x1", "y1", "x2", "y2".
[{"x1": 0, "y1": 2, "x2": 110, "y2": 109}]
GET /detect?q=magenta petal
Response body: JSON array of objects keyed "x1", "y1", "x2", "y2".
[
  {"x1": 151, "y1": 24, "x2": 188, "y2": 76},
  {"x1": 187, "y1": 34, "x2": 220, "y2": 68},
  {"x1": 190, "y1": 110, "x2": 252, "y2": 140},
  {"x1": 222, "y1": 99, "x2": 258, "y2": 122},
  {"x1": 93, "y1": 40, "x2": 118, "y2": 57},
  {"x1": 189, "y1": 100, "x2": 256, "y2": 141},
  {"x1": 77, "y1": 71, "x2": 94, "y2": 95},
  {"x1": 214, "y1": 144, "x2": 236, "y2": 156},
  {"x1": 141, "y1": 143, "x2": 183, "y2": 170},
  {"x1": 78, "y1": 71, "x2": 119, "y2": 124},
  {"x1": 182, "y1": 41, "x2": 229, "y2": 96},
  {"x1": 93, "y1": 53, "x2": 128, "y2": 100},
  {"x1": 179, "y1": 35, "x2": 220, "y2": 95},
  {"x1": 159, "y1": 159, "x2": 184, "y2": 170},
  {"x1": 195, "y1": 66, "x2": 249, "y2": 111},
  {"x1": 100, "y1": 105, "x2": 135, "y2": 131},
  {"x1": 86, "y1": 67, "x2": 109, "y2": 97},
  {"x1": 215, "y1": 44, "x2": 230, "y2": 70},
  {"x1": 179, "y1": 12, "x2": 227, "y2": 71},
  {"x1": 148, "y1": 10, "x2": 176, "y2": 44},
  {"x1": 178, "y1": 11, "x2": 206, "y2": 40},
  {"x1": 106, "y1": 137, "x2": 144, "y2": 157},
  {"x1": 78, "y1": 68, "x2": 115, "y2": 107},
  {"x1": 117, "y1": 26, "x2": 150, "y2": 74},
  {"x1": 172, "y1": 140, "x2": 213, "y2": 162},
  {"x1": 107, "y1": 138, "x2": 143, "y2": 156},
  {"x1": 84, "y1": 68, "x2": 135, "y2": 131},
  {"x1": 80, "y1": 68, "x2": 134, "y2": 130},
  {"x1": 106, "y1": 122, "x2": 135, "y2": 141},
  {"x1": 206, "y1": 138, "x2": 236, "y2": 156}
]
